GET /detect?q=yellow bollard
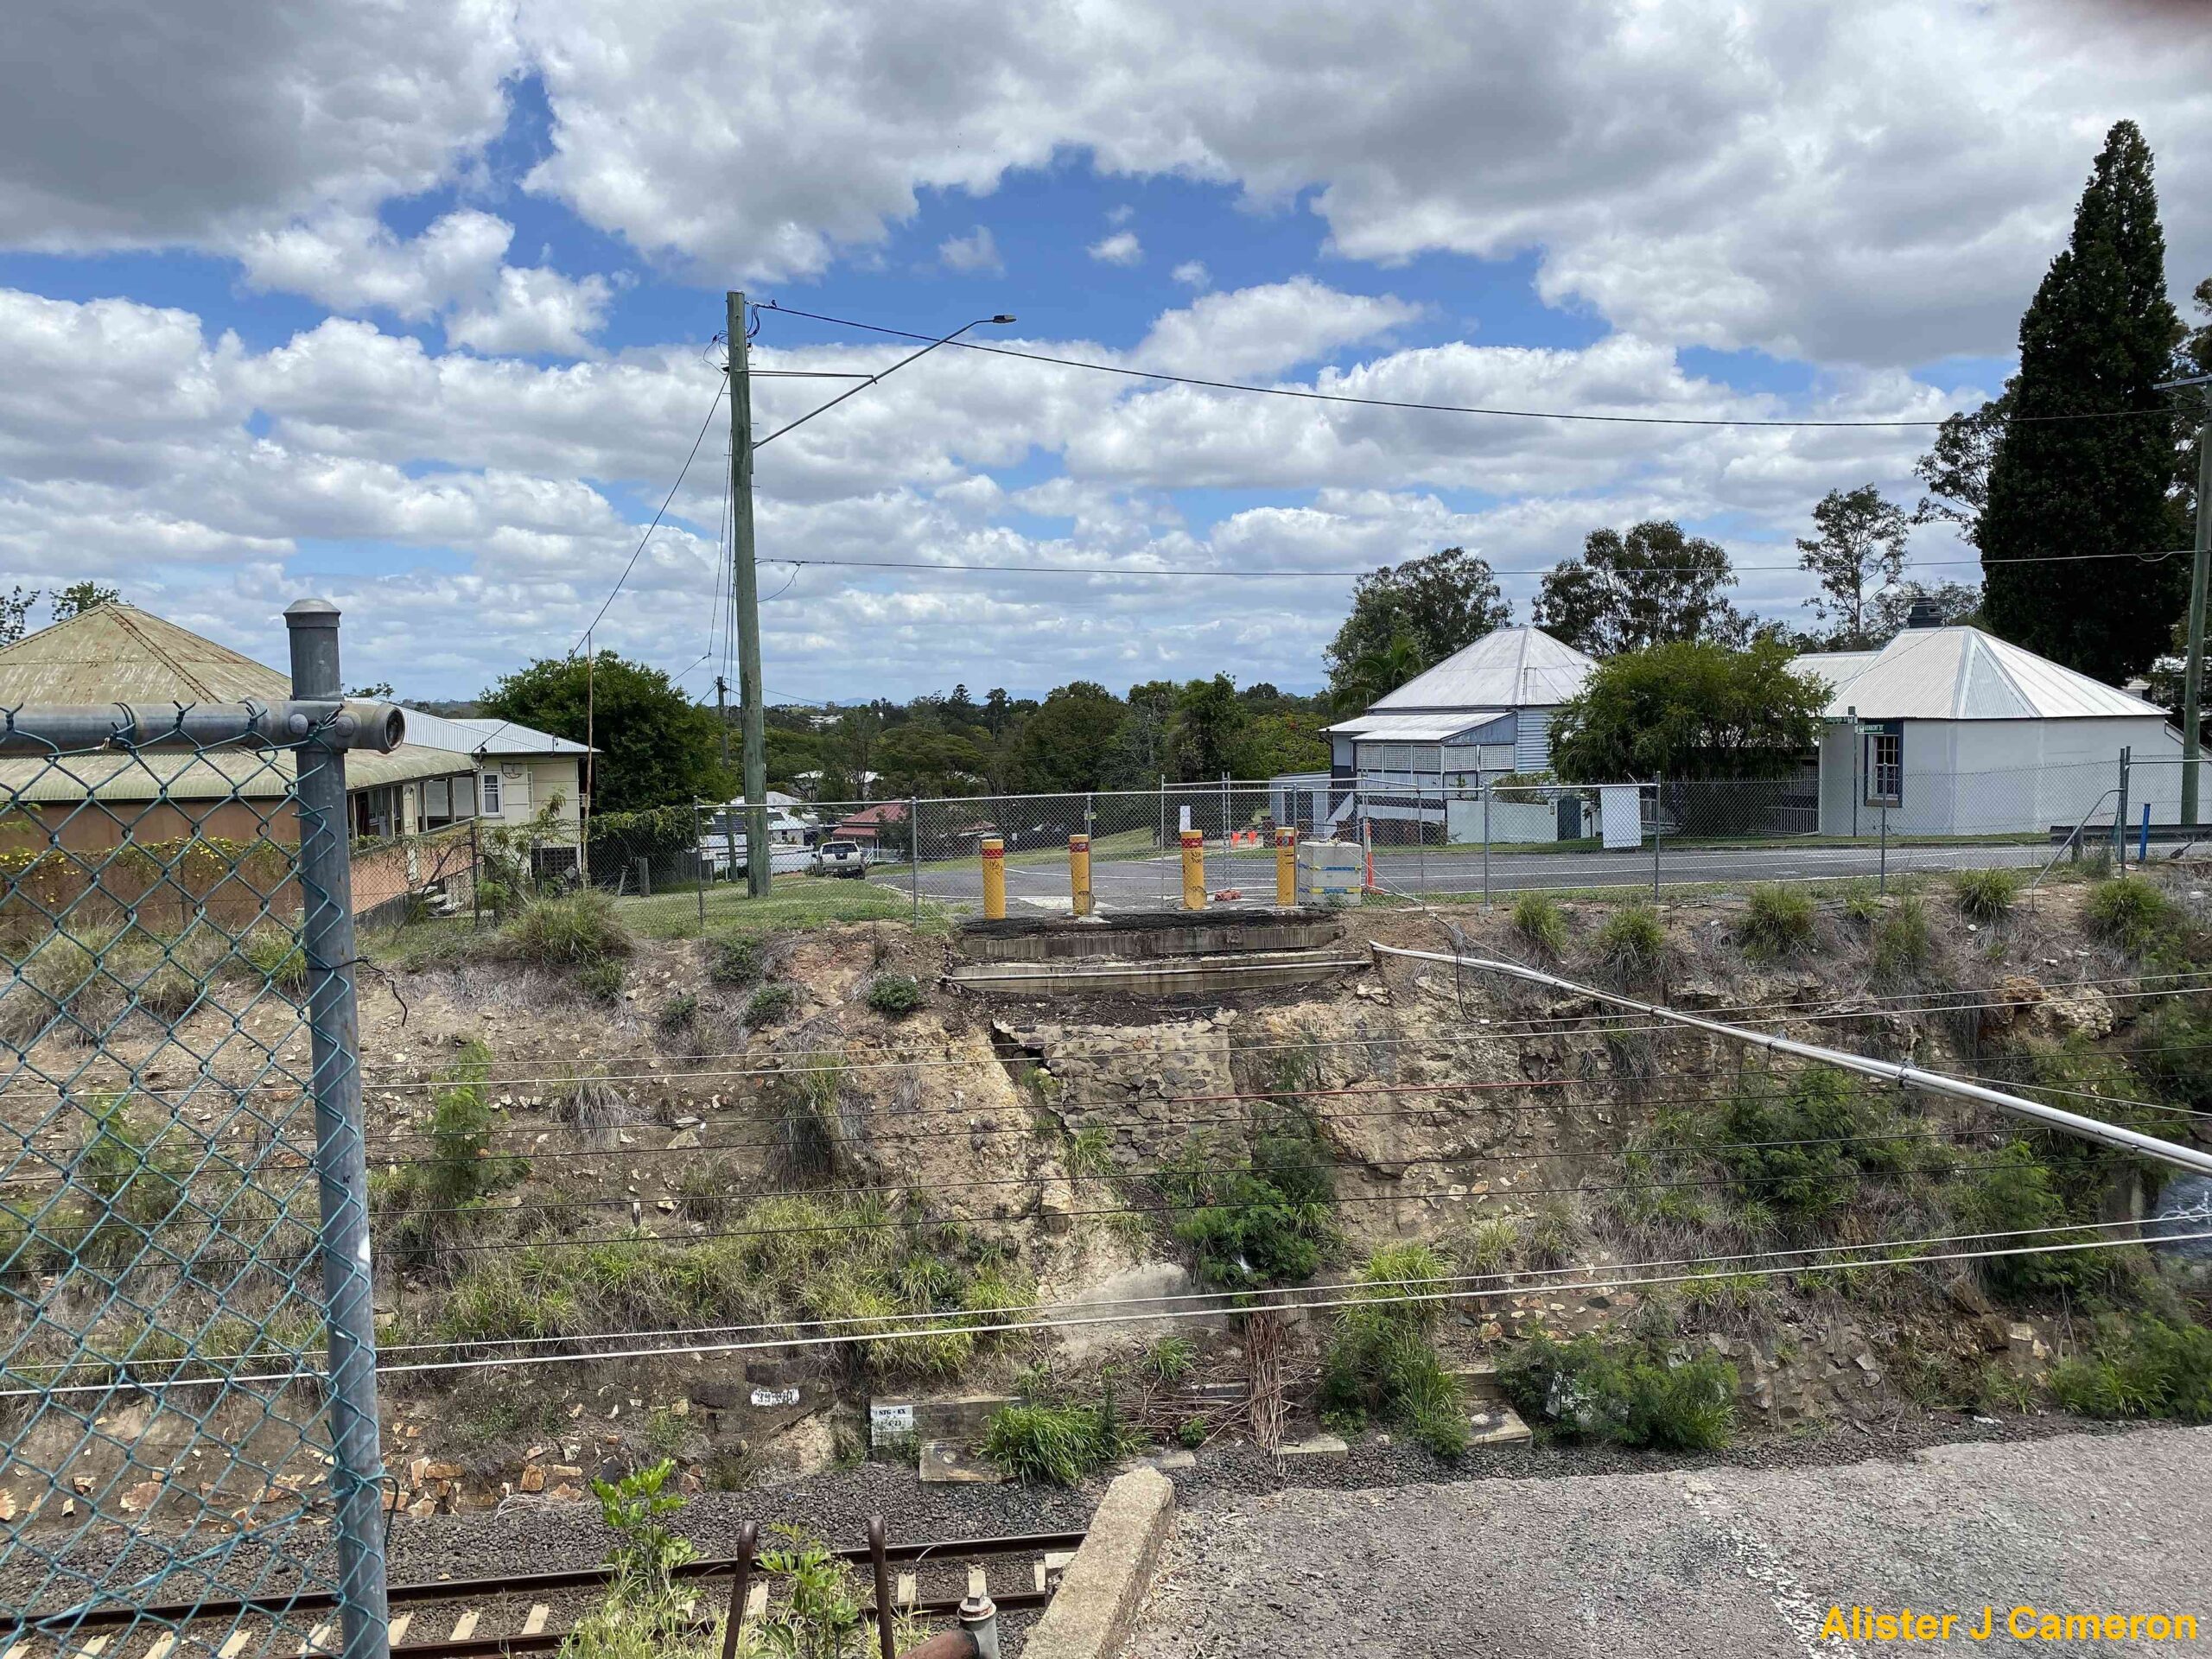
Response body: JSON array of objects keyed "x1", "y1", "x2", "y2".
[
  {"x1": 1275, "y1": 825, "x2": 1298, "y2": 906},
  {"x1": 1180, "y1": 827, "x2": 1205, "y2": 910},
  {"x1": 1070, "y1": 833, "x2": 1092, "y2": 916},
  {"x1": 982, "y1": 836, "x2": 1006, "y2": 919}
]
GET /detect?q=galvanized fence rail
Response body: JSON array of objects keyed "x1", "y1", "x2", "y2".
[
  {"x1": 1, "y1": 601, "x2": 392, "y2": 1659},
  {"x1": 450, "y1": 749, "x2": 2190, "y2": 931}
]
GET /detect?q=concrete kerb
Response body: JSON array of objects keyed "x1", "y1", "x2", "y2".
[{"x1": 1018, "y1": 1466, "x2": 1175, "y2": 1659}]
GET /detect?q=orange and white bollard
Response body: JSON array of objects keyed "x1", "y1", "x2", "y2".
[
  {"x1": 1069, "y1": 833, "x2": 1092, "y2": 917},
  {"x1": 982, "y1": 836, "x2": 1005, "y2": 919},
  {"x1": 1275, "y1": 825, "x2": 1298, "y2": 906},
  {"x1": 1180, "y1": 828, "x2": 1205, "y2": 910}
]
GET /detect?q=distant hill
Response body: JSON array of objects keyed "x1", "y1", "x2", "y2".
[{"x1": 408, "y1": 699, "x2": 482, "y2": 717}]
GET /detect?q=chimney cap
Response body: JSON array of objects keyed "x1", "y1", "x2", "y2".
[{"x1": 1904, "y1": 595, "x2": 1946, "y2": 629}]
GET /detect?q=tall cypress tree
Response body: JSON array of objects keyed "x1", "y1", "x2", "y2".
[{"x1": 1980, "y1": 120, "x2": 2183, "y2": 683}]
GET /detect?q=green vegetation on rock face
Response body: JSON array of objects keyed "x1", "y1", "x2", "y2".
[
  {"x1": 434, "y1": 1194, "x2": 1030, "y2": 1382},
  {"x1": 373, "y1": 1041, "x2": 528, "y2": 1268},
  {"x1": 1158, "y1": 1103, "x2": 1337, "y2": 1290},
  {"x1": 1497, "y1": 1332, "x2": 1734, "y2": 1451},
  {"x1": 1511, "y1": 892, "x2": 1569, "y2": 957},
  {"x1": 864, "y1": 974, "x2": 922, "y2": 1017},
  {"x1": 1952, "y1": 867, "x2": 2020, "y2": 925},
  {"x1": 2050, "y1": 1316, "x2": 2212, "y2": 1422},
  {"x1": 1593, "y1": 902, "x2": 1666, "y2": 980},
  {"x1": 2084, "y1": 875, "x2": 2177, "y2": 957},
  {"x1": 1318, "y1": 1243, "x2": 1467, "y2": 1459}
]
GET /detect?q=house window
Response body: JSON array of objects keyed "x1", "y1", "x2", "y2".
[
  {"x1": 480, "y1": 772, "x2": 502, "y2": 816},
  {"x1": 1864, "y1": 726, "x2": 1903, "y2": 807},
  {"x1": 1476, "y1": 743, "x2": 1517, "y2": 773}
]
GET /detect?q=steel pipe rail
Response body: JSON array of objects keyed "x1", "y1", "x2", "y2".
[
  {"x1": 1371, "y1": 943, "x2": 2212, "y2": 1178},
  {"x1": 0, "y1": 699, "x2": 406, "y2": 754}
]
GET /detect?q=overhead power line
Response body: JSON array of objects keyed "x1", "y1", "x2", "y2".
[
  {"x1": 756, "y1": 300, "x2": 2184, "y2": 431},
  {"x1": 758, "y1": 547, "x2": 2192, "y2": 582},
  {"x1": 569, "y1": 378, "x2": 726, "y2": 655}
]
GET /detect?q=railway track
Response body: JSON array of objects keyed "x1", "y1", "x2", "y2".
[{"x1": 3, "y1": 1527, "x2": 1084, "y2": 1659}]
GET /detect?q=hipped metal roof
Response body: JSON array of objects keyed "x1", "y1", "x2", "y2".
[
  {"x1": 1795, "y1": 626, "x2": 2171, "y2": 722},
  {"x1": 1325, "y1": 626, "x2": 1595, "y2": 736},
  {"x1": 1367, "y1": 626, "x2": 1597, "y2": 714},
  {"x1": 0, "y1": 605, "x2": 476, "y2": 798}
]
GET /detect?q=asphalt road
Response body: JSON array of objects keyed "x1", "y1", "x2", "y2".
[
  {"x1": 1128, "y1": 1427, "x2": 2212, "y2": 1656},
  {"x1": 874, "y1": 837, "x2": 2063, "y2": 913}
]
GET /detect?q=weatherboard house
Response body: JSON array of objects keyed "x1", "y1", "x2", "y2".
[
  {"x1": 1796, "y1": 621, "x2": 2190, "y2": 839},
  {"x1": 1273, "y1": 626, "x2": 1599, "y2": 839}
]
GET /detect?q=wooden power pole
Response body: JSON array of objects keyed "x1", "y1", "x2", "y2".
[
  {"x1": 728, "y1": 291, "x2": 771, "y2": 898},
  {"x1": 2182, "y1": 393, "x2": 2212, "y2": 827}
]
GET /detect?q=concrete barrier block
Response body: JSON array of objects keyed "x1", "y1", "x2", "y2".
[{"x1": 1020, "y1": 1466, "x2": 1174, "y2": 1659}]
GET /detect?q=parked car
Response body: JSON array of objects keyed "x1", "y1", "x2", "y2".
[
  {"x1": 810, "y1": 840, "x2": 872, "y2": 878},
  {"x1": 698, "y1": 835, "x2": 810, "y2": 878}
]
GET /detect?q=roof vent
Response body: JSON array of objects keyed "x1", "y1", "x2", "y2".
[{"x1": 1904, "y1": 595, "x2": 1947, "y2": 629}]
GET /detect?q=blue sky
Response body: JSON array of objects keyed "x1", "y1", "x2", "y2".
[{"x1": 0, "y1": 1, "x2": 2205, "y2": 702}]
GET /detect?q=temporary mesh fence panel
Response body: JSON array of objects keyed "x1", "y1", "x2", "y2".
[{"x1": 1, "y1": 719, "x2": 387, "y2": 1657}]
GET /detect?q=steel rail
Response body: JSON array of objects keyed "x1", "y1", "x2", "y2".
[
  {"x1": 5, "y1": 1529, "x2": 1087, "y2": 1636},
  {"x1": 1371, "y1": 943, "x2": 2212, "y2": 1177}
]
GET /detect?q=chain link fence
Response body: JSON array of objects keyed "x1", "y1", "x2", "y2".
[{"x1": 2, "y1": 605, "x2": 390, "y2": 1659}]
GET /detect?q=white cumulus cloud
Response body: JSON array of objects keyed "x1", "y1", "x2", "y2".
[{"x1": 1088, "y1": 230, "x2": 1143, "y2": 266}]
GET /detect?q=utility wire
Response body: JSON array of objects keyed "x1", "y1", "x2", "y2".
[
  {"x1": 9, "y1": 1214, "x2": 2160, "y2": 1379},
  {"x1": 16, "y1": 1224, "x2": 2201, "y2": 1397},
  {"x1": 758, "y1": 547, "x2": 2194, "y2": 582},
  {"x1": 755, "y1": 300, "x2": 2183, "y2": 431},
  {"x1": 569, "y1": 379, "x2": 726, "y2": 655}
]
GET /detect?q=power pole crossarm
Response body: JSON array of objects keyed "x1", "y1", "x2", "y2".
[{"x1": 728, "y1": 292, "x2": 772, "y2": 899}]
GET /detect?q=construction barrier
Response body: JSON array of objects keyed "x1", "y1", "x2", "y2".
[
  {"x1": 982, "y1": 836, "x2": 1005, "y2": 919},
  {"x1": 1180, "y1": 827, "x2": 1205, "y2": 910},
  {"x1": 1070, "y1": 832, "x2": 1092, "y2": 917}
]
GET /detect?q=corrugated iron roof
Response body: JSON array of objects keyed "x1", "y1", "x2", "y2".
[
  {"x1": 1795, "y1": 626, "x2": 2168, "y2": 721},
  {"x1": 1368, "y1": 626, "x2": 1597, "y2": 712},
  {"x1": 1322, "y1": 711, "x2": 1510, "y2": 741},
  {"x1": 0, "y1": 741, "x2": 475, "y2": 804},
  {"x1": 0, "y1": 605, "x2": 292, "y2": 705},
  {"x1": 398, "y1": 709, "x2": 593, "y2": 757}
]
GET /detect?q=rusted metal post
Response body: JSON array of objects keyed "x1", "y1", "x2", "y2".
[
  {"x1": 720, "y1": 1520, "x2": 760, "y2": 1659},
  {"x1": 868, "y1": 1515, "x2": 896, "y2": 1659}
]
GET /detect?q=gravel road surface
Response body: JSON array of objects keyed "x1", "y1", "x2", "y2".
[{"x1": 1129, "y1": 1426, "x2": 2212, "y2": 1656}]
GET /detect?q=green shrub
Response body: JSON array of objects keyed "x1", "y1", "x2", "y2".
[
  {"x1": 983, "y1": 1396, "x2": 1140, "y2": 1484},
  {"x1": 1511, "y1": 893, "x2": 1569, "y2": 957},
  {"x1": 1177, "y1": 1416, "x2": 1207, "y2": 1449},
  {"x1": 1594, "y1": 903, "x2": 1666, "y2": 978},
  {"x1": 2050, "y1": 1316, "x2": 2212, "y2": 1421},
  {"x1": 378, "y1": 1040, "x2": 528, "y2": 1266},
  {"x1": 1952, "y1": 867, "x2": 2021, "y2": 925},
  {"x1": 865, "y1": 974, "x2": 923, "y2": 1018},
  {"x1": 747, "y1": 982, "x2": 798, "y2": 1027},
  {"x1": 1736, "y1": 885, "x2": 1815, "y2": 959},
  {"x1": 655, "y1": 992, "x2": 698, "y2": 1035},
  {"x1": 708, "y1": 935, "x2": 763, "y2": 988},
  {"x1": 578, "y1": 958, "x2": 626, "y2": 1001},
  {"x1": 62, "y1": 1093, "x2": 188, "y2": 1268},
  {"x1": 1497, "y1": 1332, "x2": 1735, "y2": 1450},
  {"x1": 1870, "y1": 894, "x2": 1932, "y2": 986},
  {"x1": 504, "y1": 888, "x2": 634, "y2": 973},
  {"x1": 1712, "y1": 1066, "x2": 1911, "y2": 1228},
  {"x1": 2085, "y1": 876, "x2": 2176, "y2": 955},
  {"x1": 1318, "y1": 1243, "x2": 1467, "y2": 1459},
  {"x1": 1158, "y1": 1107, "x2": 1337, "y2": 1289},
  {"x1": 1955, "y1": 1141, "x2": 2099, "y2": 1300}
]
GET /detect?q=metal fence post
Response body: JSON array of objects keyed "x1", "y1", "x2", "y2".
[
  {"x1": 1879, "y1": 801, "x2": 1888, "y2": 894},
  {"x1": 283, "y1": 601, "x2": 391, "y2": 1659},
  {"x1": 2116, "y1": 747, "x2": 2132, "y2": 870},
  {"x1": 1651, "y1": 777, "x2": 1662, "y2": 900},
  {"x1": 1416, "y1": 779, "x2": 1428, "y2": 894},
  {"x1": 910, "y1": 795, "x2": 920, "y2": 924},
  {"x1": 694, "y1": 798, "x2": 708, "y2": 931},
  {"x1": 1483, "y1": 779, "x2": 1491, "y2": 904},
  {"x1": 469, "y1": 812, "x2": 482, "y2": 929}
]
